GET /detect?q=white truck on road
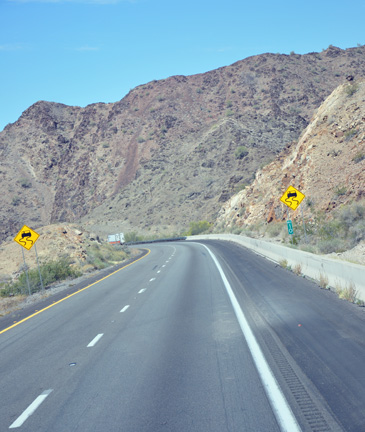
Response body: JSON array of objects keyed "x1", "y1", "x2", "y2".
[{"x1": 107, "y1": 233, "x2": 125, "y2": 245}]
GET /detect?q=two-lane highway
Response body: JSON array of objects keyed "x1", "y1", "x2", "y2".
[{"x1": 0, "y1": 241, "x2": 364, "y2": 431}]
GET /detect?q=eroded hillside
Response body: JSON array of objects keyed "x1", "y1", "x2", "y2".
[{"x1": 1, "y1": 45, "x2": 365, "y2": 242}]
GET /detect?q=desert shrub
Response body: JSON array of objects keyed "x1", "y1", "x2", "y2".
[
  {"x1": 352, "y1": 152, "x2": 365, "y2": 163},
  {"x1": 338, "y1": 202, "x2": 364, "y2": 225},
  {"x1": 293, "y1": 263, "x2": 302, "y2": 275},
  {"x1": 86, "y1": 243, "x2": 128, "y2": 269},
  {"x1": 1, "y1": 257, "x2": 81, "y2": 297},
  {"x1": 334, "y1": 185, "x2": 347, "y2": 197},
  {"x1": 12, "y1": 196, "x2": 21, "y2": 206},
  {"x1": 337, "y1": 282, "x2": 358, "y2": 303},
  {"x1": 265, "y1": 222, "x2": 285, "y2": 238},
  {"x1": 344, "y1": 83, "x2": 359, "y2": 97},
  {"x1": 318, "y1": 272, "x2": 329, "y2": 289},
  {"x1": 235, "y1": 146, "x2": 249, "y2": 159},
  {"x1": 279, "y1": 259, "x2": 288, "y2": 268},
  {"x1": 348, "y1": 219, "x2": 365, "y2": 243},
  {"x1": 229, "y1": 226, "x2": 244, "y2": 235},
  {"x1": 124, "y1": 232, "x2": 144, "y2": 243},
  {"x1": 186, "y1": 220, "x2": 212, "y2": 236},
  {"x1": 344, "y1": 129, "x2": 357, "y2": 141},
  {"x1": 19, "y1": 178, "x2": 32, "y2": 188},
  {"x1": 317, "y1": 238, "x2": 349, "y2": 254},
  {"x1": 234, "y1": 183, "x2": 249, "y2": 193}
]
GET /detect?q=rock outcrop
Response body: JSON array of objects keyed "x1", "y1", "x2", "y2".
[
  {"x1": 216, "y1": 80, "x2": 365, "y2": 227},
  {"x1": 1, "y1": 46, "x2": 365, "y2": 241}
]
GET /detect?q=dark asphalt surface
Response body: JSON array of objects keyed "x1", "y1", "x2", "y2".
[
  {"x1": 202, "y1": 240, "x2": 365, "y2": 432},
  {"x1": 0, "y1": 240, "x2": 364, "y2": 431}
]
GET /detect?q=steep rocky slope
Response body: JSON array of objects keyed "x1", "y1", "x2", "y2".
[
  {"x1": 1, "y1": 45, "x2": 365, "y2": 242},
  {"x1": 217, "y1": 80, "x2": 365, "y2": 228}
]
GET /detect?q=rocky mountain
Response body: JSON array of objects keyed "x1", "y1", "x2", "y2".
[
  {"x1": 1, "y1": 45, "x2": 365, "y2": 242},
  {"x1": 216, "y1": 79, "x2": 365, "y2": 228}
]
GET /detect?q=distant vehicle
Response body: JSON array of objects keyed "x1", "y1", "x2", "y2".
[{"x1": 107, "y1": 233, "x2": 125, "y2": 245}]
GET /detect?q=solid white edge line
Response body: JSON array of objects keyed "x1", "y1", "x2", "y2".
[
  {"x1": 87, "y1": 333, "x2": 104, "y2": 347},
  {"x1": 9, "y1": 389, "x2": 53, "y2": 429},
  {"x1": 201, "y1": 243, "x2": 301, "y2": 432},
  {"x1": 120, "y1": 305, "x2": 130, "y2": 313}
]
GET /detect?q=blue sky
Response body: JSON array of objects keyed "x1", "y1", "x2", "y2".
[{"x1": 1, "y1": 0, "x2": 364, "y2": 132}]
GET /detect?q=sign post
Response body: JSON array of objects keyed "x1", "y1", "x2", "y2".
[
  {"x1": 21, "y1": 248, "x2": 31, "y2": 296},
  {"x1": 14, "y1": 225, "x2": 42, "y2": 295},
  {"x1": 287, "y1": 219, "x2": 294, "y2": 245},
  {"x1": 280, "y1": 186, "x2": 306, "y2": 244}
]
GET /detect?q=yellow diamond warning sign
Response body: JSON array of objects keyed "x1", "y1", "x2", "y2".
[
  {"x1": 280, "y1": 186, "x2": 305, "y2": 211},
  {"x1": 14, "y1": 225, "x2": 40, "y2": 250}
]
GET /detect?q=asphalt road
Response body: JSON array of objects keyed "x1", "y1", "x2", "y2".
[{"x1": 0, "y1": 241, "x2": 364, "y2": 431}]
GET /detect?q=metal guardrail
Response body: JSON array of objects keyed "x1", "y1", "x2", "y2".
[{"x1": 125, "y1": 237, "x2": 187, "y2": 246}]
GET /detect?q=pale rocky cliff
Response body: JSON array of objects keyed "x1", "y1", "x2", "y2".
[{"x1": 216, "y1": 80, "x2": 365, "y2": 227}]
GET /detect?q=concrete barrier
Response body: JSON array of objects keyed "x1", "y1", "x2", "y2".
[{"x1": 188, "y1": 234, "x2": 365, "y2": 301}]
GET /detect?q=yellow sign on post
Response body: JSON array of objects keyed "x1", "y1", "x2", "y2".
[
  {"x1": 14, "y1": 225, "x2": 40, "y2": 250},
  {"x1": 280, "y1": 186, "x2": 305, "y2": 211}
]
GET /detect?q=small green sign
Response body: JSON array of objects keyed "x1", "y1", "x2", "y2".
[{"x1": 287, "y1": 220, "x2": 294, "y2": 235}]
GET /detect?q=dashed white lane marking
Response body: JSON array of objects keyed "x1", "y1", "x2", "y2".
[
  {"x1": 87, "y1": 333, "x2": 104, "y2": 347},
  {"x1": 157, "y1": 270, "x2": 161, "y2": 274},
  {"x1": 201, "y1": 244, "x2": 301, "y2": 432},
  {"x1": 9, "y1": 389, "x2": 53, "y2": 429},
  {"x1": 162, "y1": 265, "x2": 166, "y2": 268},
  {"x1": 138, "y1": 288, "x2": 146, "y2": 294},
  {"x1": 149, "y1": 278, "x2": 156, "y2": 282},
  {"x1": 120, "y1": 305, "x2": 130, "y2": 313}
]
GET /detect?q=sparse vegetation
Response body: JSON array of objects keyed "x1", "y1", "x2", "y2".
[
  {"x1": 18, "y1": 178, "x2": 32, "y2": 188},
  {"x1": 293, "y1": 263, "x2": 302, "y2": 275},
  {"x1": 336, "y1": 281, "x2": 358, "y2": 303},
  {"x1": 185, "y1": 220, "x2": 212, "y2": 236},
  {"x1": 86, "y1": 243, "x2": 129, "y2": 270},
  {"x1": 0, "y1": 256, "x2": 81, "y2": 297},
  {"x1": 234, "y1": 183, "x2": 249, "y2": 193},
  {"x1": 11, "y1": 196, "x2": 21, "y2": 206},
  {"x1": 226, "y1": 201, "x2": 365, "y2": 259},
  {"x1": 344, "y1": 129, "x2": 357, "y2": 141},
  {"x1": 344, "y1": 83, "x2": 359, "y2": 97},
  {"x1": 266, "y1": 222, "x2": 285, "y2": 238},
  {"x1": 318, "y1": 272, "x2": 329, "y2": 289},
  {"x1": 279, "y1": 259, "x2": 288, "y2": 268},
  {"x1": 334, "y1": 184, "x2": 347, "y2": 197},
  {"x1": 352, "y1": 151, "x2": 365, "y2": 163},
  {"x1": 124, "y1": 231, "x2": 144, "y2": 243},
  {"x1": 234, "y1": 146, "x2": 249, "y2": 159}
]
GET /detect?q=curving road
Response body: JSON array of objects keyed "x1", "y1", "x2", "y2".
[{"x1": 0, "y1": 240, "x2": 364, "y2": 431}]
